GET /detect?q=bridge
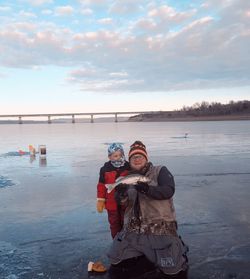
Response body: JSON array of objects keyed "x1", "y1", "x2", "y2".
[{"x1": 0, "y1": 111, "x2": 163, "y2": 124}]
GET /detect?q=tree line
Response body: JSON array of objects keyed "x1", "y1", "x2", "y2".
[
  {"x1": 180, "y1": 100, "x2": 250, "y2": 116},
  {"x1": 129, "y1": 100, "x2": 250, "y2": 121}
]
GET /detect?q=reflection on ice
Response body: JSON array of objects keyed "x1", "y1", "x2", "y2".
[
  {"x1": 29, "y1": 155, "x2": 36, "y2": 164},
  {"x1": 39, "y1": 158, "x2": 47, "y2": 167}
]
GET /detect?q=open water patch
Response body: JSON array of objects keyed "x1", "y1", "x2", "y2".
[{"x1": 0, "y1": 176, "x2": 17, "y2": 189}]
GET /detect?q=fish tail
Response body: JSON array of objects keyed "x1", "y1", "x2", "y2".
[{"x1": 105, "y1": 183, "x2": 113, "y2": 193}]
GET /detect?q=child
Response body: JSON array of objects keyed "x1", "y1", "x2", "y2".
[{"x1": 96, "y1": 143, "x2": 130, "y2": 238}]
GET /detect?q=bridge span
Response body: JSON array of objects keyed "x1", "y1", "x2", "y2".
[{"x1": 0, "y1": 111, "x2": 163, "y2": 124}]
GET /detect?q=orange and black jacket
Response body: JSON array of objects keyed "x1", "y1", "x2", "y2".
[{"x1": 97, "y1": 161, "x2": 130, "y2": 211}]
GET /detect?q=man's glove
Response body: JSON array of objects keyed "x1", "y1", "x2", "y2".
[
  {"x1": 115, "y1": 183, "x2": 128, "y2": 205},
  {"x1": 96, "y1": 199, "x2": 105, "y2": 213},
  {"x1": 116, "y1": 183, "x2": 128, "y2": 194},
  {"x1": 136, "y1": 182, "x2": 149, "y2": 194}
]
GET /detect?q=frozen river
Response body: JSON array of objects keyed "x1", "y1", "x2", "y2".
[{"x1": 0, "y1": 121, "x2": 250, "y2": 279}]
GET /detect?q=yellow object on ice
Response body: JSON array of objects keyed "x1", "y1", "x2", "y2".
[
  {"x1": 29, "y1": 145, "x2": 36, "y2": 156},
  {"x1": 88, "y1": 261, "x2": 107, "y2": 273}
]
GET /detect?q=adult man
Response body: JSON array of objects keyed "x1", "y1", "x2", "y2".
[{"x1": 108, "y1": 141, "x2": 188, "y2": 278}]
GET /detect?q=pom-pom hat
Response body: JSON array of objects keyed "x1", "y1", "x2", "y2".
[{"x1": 128, "y1": 141, "x2": 148, "y2": 161}]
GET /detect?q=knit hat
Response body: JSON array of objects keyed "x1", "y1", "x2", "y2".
[
  {"x1": 128, "y1": 141, "x2": 148, "y2": 161},
  {"x1": 108, "y1": 143, "x2": 124, "y2": 156}
]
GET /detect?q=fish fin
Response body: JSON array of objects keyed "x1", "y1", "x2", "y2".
[{"x1": 115, "y1": 176, "x2": 124, "y2": 183}]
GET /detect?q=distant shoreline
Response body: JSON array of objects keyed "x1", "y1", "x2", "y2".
[{"x1": 128, "y1": 114, "x2": 250, "y2": 122}]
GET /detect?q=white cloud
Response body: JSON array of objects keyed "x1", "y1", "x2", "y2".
[
  {"x1": 78, "y1": 0, "x2": 110, "y2": 7},
  {"x1": 0, "y1": 6, "x2": 11, "y2": 12},
  {"x1": 67, "y1": 67, "x2": 139, "y2": 92},
  {"x1": 68, "y1": 68, "x2": 97, "y2": 80},
  {"x1": 132, "y1": 18, "x2": 157, "y2": 33},
  {"x1": 24, "y1": 0, "x2": 53, "y2": 6},
  {"x1": 79, "y1": 0, "x2": 108, "y2": 4},
  {"x1": 41, "y1": 9, "x2": 53, "y2": 15},
  {"x1": 129, "y1": 5, "x2": 196, "y2": 35},
  {"x1": 55, "y1": 6, "x2": 74, "y2": 16},
  {"x1": 19, "y1": 10, "x2": 37, "y2": 18},
  {"x1": 109, "y1": 0, "x2": 144, "y2": 15},
  {"x1": 148, "y1": 5, "x2": 196, "y2": 24},
  {"x1": 109, "y1": 71, "x2": 128, "y2": 77},
  {"x1": 13, "y1": 22, "x2": 37, "y2": 32},
  {"x1": 200, "y1": 2, "x2": 210, "y2": 9},
  {"x1": 181, "y1": 16, "x2": 213, "y2": 32},
  {"x1": 0, "y1": 1, "x2": 249, "y2": 92},
  {"x1": 80, "y1": 8, "x2": 93, "y2": 15},
  {"x1": 69, "y1": 77, "x2": 144, "y2": 92},
  {"x1": 98, "y1": 18, "x2": 113, "y2": 25}
]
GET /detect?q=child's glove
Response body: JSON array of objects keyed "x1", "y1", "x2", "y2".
[{"x1": 96, "y1": 199, "x2": 105, "y2": 213}]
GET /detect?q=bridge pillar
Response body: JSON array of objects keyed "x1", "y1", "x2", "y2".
[
  {"x1": 18, "y1": 116, "x2": 22, "y2": 124},
  {"x1": 115, "y1": 113, "x2": 118, "y2": 122},
  {"x1": 48, "y1": 115, "x2": 51, "y2": 124},
  {"x1": 72, "y1": 115, "x2": 75, "y2": 123},
  {"x1": 91, "y1": 114, "x2": 94, "y2": 123}
]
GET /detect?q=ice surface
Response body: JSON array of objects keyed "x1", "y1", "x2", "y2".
[{"x1": 0, "y1": 121, "x2": 250, "y2": 278}]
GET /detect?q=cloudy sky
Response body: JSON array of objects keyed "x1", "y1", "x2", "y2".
[{"x1": 0, "y1": 0, "x2": 250, "y2": 114}]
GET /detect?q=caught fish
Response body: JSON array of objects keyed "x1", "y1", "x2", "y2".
[{"x1": 105, "y1": 174, "x2": 150, "y2": 193}]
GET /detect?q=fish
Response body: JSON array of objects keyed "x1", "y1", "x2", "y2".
[{"x1": 105, "y1": 174, "x2": 151, "y2": 193}]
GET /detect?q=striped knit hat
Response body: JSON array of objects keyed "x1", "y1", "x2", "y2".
[{"x1": 128, "y1": 140, "x2": 148, "y2": 161}]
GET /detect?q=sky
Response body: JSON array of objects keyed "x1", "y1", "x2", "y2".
[{"x1": 0, "y1": 0, "x2": 250, "y2": 114}]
